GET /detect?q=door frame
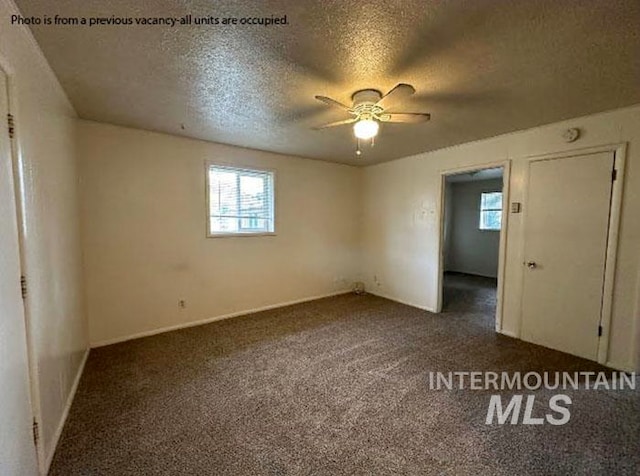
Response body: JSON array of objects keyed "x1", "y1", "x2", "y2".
[
  {"x1": 518, "y1": 143, "x2": 627, "y2": 366},
  {"x1": 0, "y1": 56, "x2": 45, "y2": 473},
  {"x1": 435, "y1": 160, "x2": 511, "y2": 333}
]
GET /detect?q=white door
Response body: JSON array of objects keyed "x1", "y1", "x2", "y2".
[
  {"x1": 521, "y1": 151, "x2": 615, "y2": 360},
  {"x1": 0, "y1": 69, "x2": 39, "y2": 475}
]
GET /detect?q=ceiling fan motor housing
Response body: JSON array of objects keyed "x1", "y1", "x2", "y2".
[
  {"x1": 351, "y1": 89, "x2": 382, "y2": 106},
  {"x1": 351, "y1": 89, "x2": 386, "y2": 121}
]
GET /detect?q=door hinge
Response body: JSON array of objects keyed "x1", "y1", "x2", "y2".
[
  {"x1": 612, "y1": 169, "x2": 617, "y2": 181},
  {"x1": 598, "y1": 325, "x2": 603, "y2": 337},
  {"x1": 32, "y1": 419, "x2": 39, "y2": 446},
  {"x1": 7, "y1": 113, "x2": 15, "y2": 139},
  {"x1": 20, "y1": 275, "x2": 27, "y2": 299}
]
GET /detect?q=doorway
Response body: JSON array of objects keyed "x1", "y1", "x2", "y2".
[
  {"x1": 435, "y1": 160, "x2": 511, "y2": 332},
  {"x1": 440, "y1": 166, "x2": 505, "y2": 326}
]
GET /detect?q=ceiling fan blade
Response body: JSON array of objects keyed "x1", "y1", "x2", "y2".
[
  {"x1": 382, "y1": 113, "x2": 431, "y2": 123},
  {"x1": 376, "y1": 83, "x2": 416, "y2": 109},
  {"x1": 314, "y1": 95, "x2": 352, "y2": 111},
  {"x1": 313, "y1": 118, "x2": 357, "y2": 130}
]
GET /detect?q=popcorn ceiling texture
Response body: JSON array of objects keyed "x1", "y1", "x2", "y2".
[
  {"x1": 49, "y1": 276, "x2": 640, "y2": 475},
  {"x1": 14, "y1": 0, "x2": 640, "y2": 164}
]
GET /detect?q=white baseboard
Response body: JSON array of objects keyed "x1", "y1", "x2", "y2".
[
  {"x1": 45, "y1": 348, "x2": 89, "y2": 473},
  {"x1": 366, "y1": 290, "x2": 436, "y2": 313},
  {"x1": 91, "y1": 290, "x2": 352, "y2": 348}
]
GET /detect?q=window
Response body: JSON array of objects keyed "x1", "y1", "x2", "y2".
[
  {"x1": 479, "y1": 191, "x2": 502, "y2": 231},
  {"x1": 207, "y1": 163, "x2": 275, "y2": 236}
]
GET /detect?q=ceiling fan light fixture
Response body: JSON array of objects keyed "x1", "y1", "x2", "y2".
[{"x1": 353, "y1": 119, "x2": 379, "y2": 140}]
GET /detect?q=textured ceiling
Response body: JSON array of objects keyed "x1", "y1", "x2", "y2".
[{"x1": 15, "y1": 0, "x2": 640, "y2": 165}]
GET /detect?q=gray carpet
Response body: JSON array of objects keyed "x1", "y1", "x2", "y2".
[{"x1": 50, "y1": 274, "x2": 640, "y2": 475}]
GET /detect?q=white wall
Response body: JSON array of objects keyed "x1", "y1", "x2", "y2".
[
  {"x1": 0, "y1": 0, "x2": 88, "y2": 472},
  {"x1": 78, "y1": 121, "x2": 362, "y2": 346},
  {"x1": 446, "y1": 178, "x2": 503, "y2": 278},
  {"x1": 362, "y1": 105, "x2": 640, "y2": 372}
]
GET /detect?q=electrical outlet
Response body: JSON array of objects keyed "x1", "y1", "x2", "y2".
[{"x1": 178, "y1": 300, "x2": 186, "y2": 309}]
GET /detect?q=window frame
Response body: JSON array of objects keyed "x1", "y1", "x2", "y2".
[
  {"x1": 205, "y1": 161, "x2": 276, "y2": 238},
  {"x1": 478, "y1": 190, "x2": 503, "y2": 232}
]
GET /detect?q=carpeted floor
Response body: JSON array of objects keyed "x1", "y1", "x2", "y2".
[
  {"x1": 50, "y1": 274, "x2": 640, "y2": 475},
  {"x1": 442, "y1": 271, "x2": 498, "y2": 319}
]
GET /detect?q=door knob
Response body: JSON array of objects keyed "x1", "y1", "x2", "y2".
[{"x1": 526, "y1": 261, "x2": 537, "y2": 269}]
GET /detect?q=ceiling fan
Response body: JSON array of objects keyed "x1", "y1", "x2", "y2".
[{"x1": 313, "y1": 83, "x2": 431, "y2": 155}]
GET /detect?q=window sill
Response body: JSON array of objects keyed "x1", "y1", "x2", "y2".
[{"x1": 207, "y1": 232, "x2": 277, "y2": 238}]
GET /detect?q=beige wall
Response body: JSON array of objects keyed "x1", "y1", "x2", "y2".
[
  {"x1": 0, "y1": 0, "x2": 88, "y2": 472},
  {"x1": 78, "y1": 121, "x2": 362, "y2": 346},
  {"x1": 362, "y1": 105, "x2": 640, "y2": 372}
]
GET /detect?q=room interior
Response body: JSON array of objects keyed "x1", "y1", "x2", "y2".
[
  {"x1": 442, "y1": 168, "x2": 503, "y2": 319},
  {"x1": 1, "y1": 1, "x2": 640, "y2": 475}
]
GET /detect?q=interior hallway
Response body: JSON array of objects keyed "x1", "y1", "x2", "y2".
[{"x1": 50, "y1": 293, "x2": 640, "y2": 475}]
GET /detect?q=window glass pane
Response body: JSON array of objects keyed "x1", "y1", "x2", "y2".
[
  {"x1": 210, "y1": 170, "x2": 238, "y2": 217},
  {"x1": 480, "y1": 210, "x2": 502, "y2": 230},
  {"x1": 240, "y1": 216, "x2": 268, "y2": 230},
  {"x1": 240, "y1": 175, "x2": 266, "y2": 218},
  {"x1": 211, "y1": 216, "x2": 239, "y2": 233},
  {"x1": 481, "y1": 192, "x2": 502, "y2": 210}
]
